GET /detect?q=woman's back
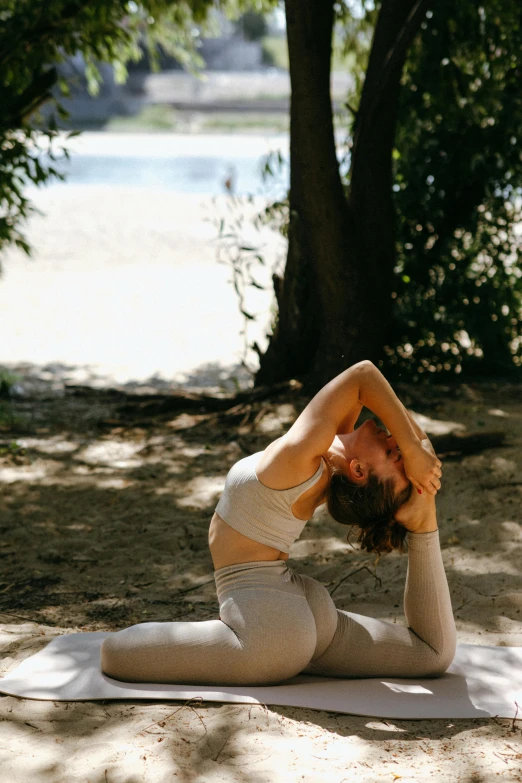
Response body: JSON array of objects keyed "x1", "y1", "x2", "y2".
[{"x1": 208, "y1": 450, "x2": 328, "y2": 569}]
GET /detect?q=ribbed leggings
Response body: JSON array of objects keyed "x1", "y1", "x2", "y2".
[{"x1": 101, "y1": 530, "x2": 456, "y2": 685}]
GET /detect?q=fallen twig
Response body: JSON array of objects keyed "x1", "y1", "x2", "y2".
[
  {"x1": 247, "y1": 702, "x2": 270, "y2": 727},
  {"x1": 0, "y1": 610, "x2": 45, "y2": 624},
  {"x1": 213, "y1": 731, "x2": 231, "y2": 763},
  {"x1": 329, "y1": 565, "x2": 382, "y2": 597},
  {"x1": 171, "y1": 579, "x2": 215, "y2": 601},
  {"x1": 140, "y1": 697, "x2": 204, "y2": 734}
]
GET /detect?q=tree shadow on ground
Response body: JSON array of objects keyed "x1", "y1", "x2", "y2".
[{"x1": 1, "y1": 380, "x2": 522, "y2": 781}]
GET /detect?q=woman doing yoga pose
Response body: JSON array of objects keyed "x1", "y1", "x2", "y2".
[{"x1": 101, "y1": 361, "x2": 456, "y2": 685}]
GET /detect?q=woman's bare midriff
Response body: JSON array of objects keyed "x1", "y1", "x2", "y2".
[
  {"x1": 208, "y1": 466, "x2": 329, "y2": 570},
  {"x1": 208, "y1": 512, "x2": 289, "y2": 570}
]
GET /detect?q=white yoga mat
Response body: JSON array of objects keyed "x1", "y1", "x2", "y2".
[{"x1": 1, "y1": 633, "x2": 521, "y2": 719}]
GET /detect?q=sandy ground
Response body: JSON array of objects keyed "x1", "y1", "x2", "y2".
[
  {"x1": 0, "y1": 133, "x2": 288, "y2": 388},
  {"x1": 0, "y1": 158, "x2": 521, "y2": 781},
  {"x1": 1, "y1": 380, "x2": 522, "y2": 782}
]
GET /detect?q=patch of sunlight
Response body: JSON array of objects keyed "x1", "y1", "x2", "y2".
[
  {"x1": 77, "y1": 440, "x2": 145, "y2": 468},
  {"x1": 383, "y1": 682, "x2": 433, "y2": 695},
  {"x1": 291, "y1": 537, "x2": 353, "y2": 557},
  {"x1": 456, "y1": 627, "x2": 522, "y2": 645},
  {"x1": 411, "y1": 411, "x2": 466, "y2": 435},
  {"x1": 495, "y1": 616, "x2": 522, "y2": 632},
  {"x1": 95, "y1": 478, "x2": 134, "y2": 489},
  {"x1": 449, "y1": 551, "x2": 519, "y2": 576},
  {"x1": 177, "y1": 445, "x2": 208, "y2": 458},
  {"x1": 455, "y1": 618, "x2": 522, "y2": 642},
  {"x1": 154, "y1": 486, "x2": 176, "y2": 495},
  {"x1": 72, "y1": 465, "x2": 96, "y2": 475},
  {"x1": 491, "y1": 457, "x2": 517, "y2": 477},
  {"x1": 365, "y1": 721, "x2": 407, "y2": 732},
  {"x1": 257, "y1": 412, "x2": 288, "y2": 434},
  {"x1": 0, "y1": 462, "x2": 54, "y2": 483},
  {"x1": 17, "y1": 436, "x2": 78, "y2": 454},
  {"x1": 274, "y1": 403, "x2": 297, "y2": 421},
  {"x1": 489, "y1": 408, "x2": 509, "y2": 417},
  {"x1": 0, "y1": 628, "x2": 38, "y2": 646},
  {"x1": 176, "y1": 475, "x2": 226, "y2": 508},
  {"x1": 165, "y1": 460, "x2": 185, "y2": 474},
  {"x1": 497, "y1": 520, "x2": 522, "y2": 542},
  {"x1": 242, "y1": 731, "x2": 365, "y2": 765}
]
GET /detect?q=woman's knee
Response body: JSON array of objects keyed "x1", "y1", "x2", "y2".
[
  {"x1": 100, "y1": 624, "x2": 154, "y2": 679},
  {"x1": 100, "y1": 633, "x2": 122, "y2": 677}
]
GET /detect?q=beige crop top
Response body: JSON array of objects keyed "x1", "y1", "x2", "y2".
[{"x1": 215, "y1": 451, "x2": 325, "y2": 554}]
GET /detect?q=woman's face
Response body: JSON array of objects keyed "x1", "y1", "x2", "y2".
[{"x1": 334, "y1": 419, "x2": 410, "y2": 494}]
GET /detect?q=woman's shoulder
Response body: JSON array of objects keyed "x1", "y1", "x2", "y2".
[{"x1": 255, "y1": 435, "x2": 323, "y2": 491}]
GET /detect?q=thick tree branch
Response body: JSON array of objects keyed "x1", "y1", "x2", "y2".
[
  {"x1": 353, "y1": 0, "x2": 432, "y2": 153},
  {"x1": 349, "y1": 0, "x2": 432, "y2": 290}
]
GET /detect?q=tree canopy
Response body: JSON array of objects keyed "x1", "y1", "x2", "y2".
[{"x1": 2, "y1": 0, "x2": 522, "y2": 383}]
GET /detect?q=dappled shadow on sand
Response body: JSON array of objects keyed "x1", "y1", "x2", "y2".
[
  {"x1": 2, "y1": 690, "x2": 520, "y2": 782},
  {"x1": 1, "y1": 380, "x2": 522, "y2": 781}
]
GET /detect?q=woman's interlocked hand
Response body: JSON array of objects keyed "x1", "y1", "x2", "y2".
[{"x1": 401, "y1": 437, "x2": 442, "y2": 496}]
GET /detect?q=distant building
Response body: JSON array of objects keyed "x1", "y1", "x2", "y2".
[{"x1": 45, "y1": 12, "x2": 277, "y2": 125}]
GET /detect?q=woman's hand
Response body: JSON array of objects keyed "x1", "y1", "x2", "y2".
[
  {"x1": 401, "y1": 438, "x2": 442, "y2": 496},
  {"x1": 394, "y1": 483, "x2": 437, "y2": 533}
]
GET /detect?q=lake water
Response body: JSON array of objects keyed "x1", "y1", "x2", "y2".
[
  {"x1": 52, "y1": 132, "x2": 290, "y2": 197},
  {"x1": 56, "y1": 154, "x2": 287, "y2": 196}
]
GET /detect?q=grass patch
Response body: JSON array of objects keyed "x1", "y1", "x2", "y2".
[
  {"x1": 0, "y1": 368, "x2": 20, "y2": 397},
  {"x1": 0, "y1": 440, "x2": 24, "y2": 456},
  {"x1": 0, "y1": 403, "x2": 26, "y2": 432},
  {"x1": 198, "y1": 112, "x2": 288, "y2": 133},
  {"x1": 106, "y1": 105, "x2": 288, "y2": 134},
  {"x1": 262, "y1": 36, "x2": 289, "y2": 70},
  {"x1": 107, "y1": 104, "x2": 179, "y2": 132}
]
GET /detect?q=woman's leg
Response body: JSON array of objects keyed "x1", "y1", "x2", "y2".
[
  {"x1": 305, "y1": 530, "x2": 456, "y2": 679},
  {"x1": 101, "y1": 561, "x2": 318, "y2": 686}
]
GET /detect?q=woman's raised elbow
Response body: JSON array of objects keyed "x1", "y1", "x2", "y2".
[
  {"x1": 350, "y1": 359, "x2": 377, "y2": 383},
  {"x1": 354, "y1": 359, "x2": 376, "y2": 373}
]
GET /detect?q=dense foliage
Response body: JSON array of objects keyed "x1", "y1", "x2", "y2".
[
  {"x1": 389, "y1": 1, "x2": 522, "y2": 378},
  {"x1": 3, "y1": 0, "x2": 522, "y2": 380},
  {"x1": 329, "y1": 1, "x2": 522, "y2": 378}
]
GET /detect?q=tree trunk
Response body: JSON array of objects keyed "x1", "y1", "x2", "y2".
[
  {"x1": 256, "y1": 0, "x2": 349, "y2": 386},
  {"x1": 256, "y1": 0, "x2": 431, "y2": 391}
]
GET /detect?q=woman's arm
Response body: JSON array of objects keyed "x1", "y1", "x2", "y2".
[
  {"x1": 286, "y1": 360, "x2": 418, "y2": 453},
  {"x1": 258, "y1": 361, "x2": 440, "y2": 492},
  {"x1": 401, "y1": 404, "x2": 428, "y2": 441}
]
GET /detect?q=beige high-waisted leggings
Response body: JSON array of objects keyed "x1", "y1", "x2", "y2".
[{"x1": 101, "y1": 530, "x2": 456, "y2": 685}]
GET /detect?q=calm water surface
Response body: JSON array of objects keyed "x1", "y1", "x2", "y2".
[{"x1": 57, "y1": 152, "x2": 289, "y2": 196}]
